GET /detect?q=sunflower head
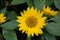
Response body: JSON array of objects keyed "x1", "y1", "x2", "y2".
[
  {"x1": 43, "y1": 5, "x2": 58, "y2": 16},
  {"x1": 16, "y1": 7, "x2": 46, "y2": 37},
  {"x1": 0, "y1": 13, "x2": 6, "y2": 24}
]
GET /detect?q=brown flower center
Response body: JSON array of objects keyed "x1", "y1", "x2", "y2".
[{"x1": 25, "y1": 16, "x2": 37, "y2": 28}]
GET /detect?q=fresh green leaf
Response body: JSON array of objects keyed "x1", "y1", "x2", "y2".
[
  {"x1": 2, "y1": 29, "x2": 17, "y2": 40},
  {"x1": 0, "y1": 7, "x2": 7, "y2": 14},
  {"x1": 45, "y1": 22, "x2": 60, "y2": 36},
  {"x1": 45, "y1": 0, "x2": 53, "y2": 6},
  {"x1": 41, "y1": 31, "x2": 56, "y2": 40},
  {"x1": 44, "y1": 33, "x2": 56, "y2": 40},
  {"x1": 7, "y1": 11, "x2": 17, "y2": 20},
  {"x1": 54, "y1": 12, "x2": 60, "y2": 24},
  {"x1": 45, "y1": 11, "x2": 60, "y2": 36},
  {"x1": 50, "y1": 11, "x2": 60, "y2": 24},
  {"x1": 54, "y1": 0, "x2": 60, "y2": 9},
  {"x1": 26, "y1": 0, "x2": 33, "y2": 7},
  {"x1": 1, "y1": 20, "x2": 18, "y2": 30},
  {"x1": 11, "y1": 0, "x2": 26, "y2": 5},
  {"x1": 26, "y1": 0, "x2": 45, "y2": 10},
  {"x1": 33, "y1": 0, "x2": 45, "y2": 10}
]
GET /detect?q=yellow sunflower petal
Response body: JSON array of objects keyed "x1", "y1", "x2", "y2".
[
  {"x1": 16, "y1": 7, "x2": 47, "y2": 37},
  {"x1": 43, "y1": 5, "x2": 58, "y2": 16},
  {"x1": 0, "y1": 13, "x2": 6, "y2": 24}
]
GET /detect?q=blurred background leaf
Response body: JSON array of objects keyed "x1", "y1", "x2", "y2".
[
  {"x1": 2, "y1": 29, "x2": 17, "y2": 40},
  {"x1": 0, "y1": 7, "x2": 7, "y2": 14},
  {"x1": 53, "y1": 11, "x2": 60, "y2": 24},
  {"x1": 54, "y1": 0, "x2": 60, "y2": 9},
  {"x1": 26, "y1": 0, "x2": 33, "y2": 7},
  {"x1": 26, "y1": 0, "x2": 45, "y2": 10},
  {"x1": 45, "y1": 0, "x2": 53, "y2": 6},
  {"x1": 41, "y1": 32, "x2": 56, "y2": 40},
  {"x1": 0, "y1": 0, "x2": 5, "y2": 8},
  {"x1": 11, "y1": 0, "x2": 26, "y2": 5},
  {"x1": 45, "y1": 22, "x2": 60, "y2": 36},
  {"x1": 1, "y1": 20, "x2": 18, "y2": 30},
  {"x1": 7, "y1": 11, "x2": 17, "y2": 20},
  {"x1": 33, "y1": 0, "x2": 45, "y2": 10},
  {"x1": 45, "y1": 11, "x2": 60, "y2": 36}
]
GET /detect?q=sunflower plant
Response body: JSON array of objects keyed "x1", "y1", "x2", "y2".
[{"x1": 0, "y1": 0, "x2": 60, "y2": 40}]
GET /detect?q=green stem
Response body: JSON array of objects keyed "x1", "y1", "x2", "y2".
[
  {"x1": 0, "y1": 33, "x2": 3, "y2": 40},
  {"x1": 27, "y1": 36, "x2": 31, "y2": 40}
]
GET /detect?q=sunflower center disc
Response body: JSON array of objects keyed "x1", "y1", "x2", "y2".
[{"x1": 25, "y1": 16, "x2": 37, "y2": 28}]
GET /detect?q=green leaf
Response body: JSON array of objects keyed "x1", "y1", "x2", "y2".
[
  {"x1": 41, "y1": 32, "x2": 56, "y2": 40},
  {"x1": 26, "y1": 0, "x2": 45, "y2": 10},
  {"x1": 0, "y1": 7, "x2": 7, "y2": 14},
  {"x1": 33, "y1": 0, "x2": 45, "y2": 10},
  {"x1": 26, "y1": 0, "x2": 33, "y2": 7},
  {"x1": 50, "y1": 11, "x2": 60, "y2": 24},
  {"x1": 2, "y1": 29, "x2": 17, "y2": 40},
  {"x1": 54, "y1": 0, "x2": 60, "y2": 9},
  {"x1": 45, "y1": 23, "x2": 60, "y2": 36},
  {"x1": 54, "y1": 12, "x2": 60, "y2": 24},
  {"x1": 7, "y1": 11, "x2": 17, "y2": 20},
  {"x1": 41, "y1": 35, "x2": 44, "y2": 40},
  {"x1": 45, "y1": 12, "x2": 60, "y2": 36},
  {"x1": 1, "y1": 20, "x2": 18, "y2": 30},
  {"x1": 45, "y1": 0, "x2": 53, "y2": 6},
  {"x1": 44, "y1": 33, "x2": 56, "y2": 40},
  {"x1": 11, "y1": 0, "x2": 26, "y2": 5}
]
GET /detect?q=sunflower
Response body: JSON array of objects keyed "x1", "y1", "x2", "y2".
[
  {"x1": 0, "y1": 13, "x2": 6, "y2": 24},
  {"x1": 16, "y1": 7, "x2": 46, "y2": 37},
  {"x1": 43, "y1": 5, "x2": 58, "y2": 16}
]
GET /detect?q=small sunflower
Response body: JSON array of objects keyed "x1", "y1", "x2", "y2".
[
  {"x1": 16, "y1": 7, "x2": 46, "y2": 37},
  {"x1": 0, "y1": 13, "x2": 6, "y2": 24},
  {"x1": 43, "y1": 5, "x2": 58, "y2": 16}
]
